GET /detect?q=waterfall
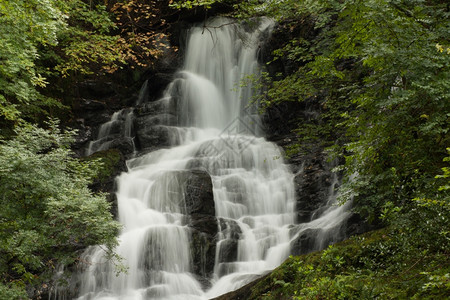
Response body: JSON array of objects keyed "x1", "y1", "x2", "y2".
[
  {"x1": 68, "y1": 17, "x2": 350, "y2": 300},
  {"x1": 86, "y1": 108, "x2": 136, "y2": 156}
]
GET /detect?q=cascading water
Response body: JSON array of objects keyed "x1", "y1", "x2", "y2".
[
  {"x1": 86, "y1": 108, "x2": 136, "y2": 156},
  {"x1": 68, "y1": 17, "x2": 351, "y2": 300}
]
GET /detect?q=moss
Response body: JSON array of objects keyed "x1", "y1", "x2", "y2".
[
  {"x1": 245, "y1": 228, "x2": 449, "y2": 299},
  {"x1": 83, "y1": 149, "x2": 123, "y2": 184}
]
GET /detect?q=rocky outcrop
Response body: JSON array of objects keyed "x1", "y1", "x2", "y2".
[
  {"x1": 134, "y1": 102, "x2": 179, "y2": 151},
  {"x1": 217, "y1": 219, "x2": 241, "y2": 264},
  {"x1": 176, "y1": 170, "x2": 218, "y2": 283}
]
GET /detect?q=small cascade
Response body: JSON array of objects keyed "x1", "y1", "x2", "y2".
[
  {"x1": 63, "y1": 17, "x2": 352, "y2": 300},
  {"x1": 289, "y1": 161, "x2": 352, "y2": 255},
  {"x1": 86, "y1": 107, "x2": 136, "y2": 155},
  {"x1": 85, "y1": 80, "x2": 151, "y2": 156},
  {"x1": 136, "y1": 79, "x2": 149, "y2": 106}
]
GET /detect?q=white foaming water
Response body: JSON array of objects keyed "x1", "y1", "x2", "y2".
[{"x1": 72, "y1": 17, "x2": 349, "y2": 300}]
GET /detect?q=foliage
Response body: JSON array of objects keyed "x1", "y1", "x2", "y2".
[
  {"x1": 170, "y1": 0, "x2": 221, "y2": 10},
  {"x1": 234, "y1": 2, "x2": 450, "y2": 298},
  {"x1": 50, "y1": 0, "x2": 124, "y2": 77},
  {"x1": 110, "y1": 0, "x2": 176, "y2": 70},
  {"x1": 0, "y1": 0, "x2": 66, "y2": 122},
  {"x1": 0, "y1": 0, "x2": 127, "y2": 124},
  {"x1": 331, "y1": 0, "x2": 449, "y2": 223},
  {"x1": 84, "y1": 148, "x2": 124, "y2": 184},
  {"x1": 0, "y1": 120, "x2": 120, "y2": 298},
  {"x1": 0, "y1": 282, "x2": 28, "y2": 300},
  {"x1": 240, "y1": 0, "x2": 449, "y2": 223},
  {"x1": 246, "y1": 228, "x2": 449, "y2": 299}
]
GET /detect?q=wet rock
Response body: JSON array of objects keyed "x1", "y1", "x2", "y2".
[
  {"x1": 78, "y1": 81, "x2": 115, "y2": 99},
  {"x1": 294, "y1": 159, "x2": 333, "y2": 223},
  {"x1": 184, "y1": 170, "x2": 215, "y2": 216},
  {"x1": 190, "y1": 215, "x2": 217, "y2": 237},
  {"x1": 73, "y1": 99, "x2": 112, "y2": 128},
  {"x1": 190, "y1": 228, "x2": 216, "y2": 284},
  {"x1": 290, "y1": 228, "x2": 324, "y2": 255},
  {"x1": 103, "y1": 136, "x2": 135, "y2": 156},
  {"x1": 136, "y1": 99, "x2": 175, "y2": 116},
  {"x1": 134, "y1": 113, "x2": 177, "y2": 128},
  {"x1": 215, "y1": 218, "x2": 242, "y2": 265},
  {"x1": 146, "y1": 71, "x2": 178, "y2": 101},
  {"x1": 135, "y1": 125, "x2": 174, "y2": 149},
  {"x1": 217, "y1": 239, "x2": 239, "y2": 263},
  {"x1": 172, "y1": 170, "x2": 218, "y2": 281},
  {"x1": 262, "y1": 101, "x2": 304, "y2": 142},
  {"x1": 342, "y1": 213, "x2": 374, "y2": 237},
  {"x1": 70, "y1": 119, "x2": 93, "y2": 155}
]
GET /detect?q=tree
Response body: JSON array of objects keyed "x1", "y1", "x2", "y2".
[
  {"x1": 237, "y1": 0, "x2": 449, "y2": 222},
  {"x1": 0, "y1": 0, "x2": 65, "y2": 123},
  {"x1": 0, "y1": 120, "x2": 120, "y2": 298},
  {"x1": 0, "y1": 0, "x2": 124, "y2": 127}
]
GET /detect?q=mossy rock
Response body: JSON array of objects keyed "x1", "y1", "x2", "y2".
[
  {"x1": 83, "y1": 149, "x2": 126, "y2": 185},
  {"x1": 215, "y1": 228, "x2": 450, "y2": 300}
]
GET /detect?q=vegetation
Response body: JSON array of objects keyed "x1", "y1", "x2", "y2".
[
  {"x1": 0, "y1": 121, "x2": 120, "y2": 298},
  {"x1": 245, "y1": 227, "x2": 449, "y2": 299},
  {"x1": 0, "y1": 0, "x2": 448, "y2": 298},
  {"x1": 0, "y1": 0, "x2": 123, "y2": 125},
  {"x1": 0, "y1": 0, "x2": 126, "y2": 298},
  {"x1": 224, "y1": 0, "x2": 450, "y2": 298}
]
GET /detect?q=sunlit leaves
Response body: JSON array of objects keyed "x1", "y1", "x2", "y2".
[
  {"x1": 170, "y1": 0, "x2": 218, "y2": 9},
  {"x1": 52, "y1": 0, "x2": 124, "y2": 77}
]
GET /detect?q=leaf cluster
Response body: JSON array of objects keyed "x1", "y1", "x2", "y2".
[
  {"x1": 0, "y1": 120, "x2": 120, "y2": 298},
  {"x1": 0, "y1": 0, "x2": 66, "y2": 122},
  {"x1": 248, "y1": 228, "x2": 449, "y2": 299},
  {"x1": 242, "y1": 0, "x2": 449, "y2": 225},
  {"x1": 0, "y1": 0, "x2": 125, "y2": 125},
  {"x1": 111, "y1": 0, "x2": 177, "y2": 69}
]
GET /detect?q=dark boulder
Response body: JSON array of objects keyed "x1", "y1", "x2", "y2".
[
  {"x1": 289, "y1": 228, "x2": 325, "y2": 255},
  {"x1": 135, "y1": 125, "x2": 175, "y2": 149},
  {"x1": 134, "y1": 113, "x2": 177, "y2": 128},
  {"x1": 184, "y1": 169, "x2": 215, "y2": 216},
  {"x1": 136, "y1": 99, "x2": 175, "y2": 116},
  {"x1": 190, "y1": 228, "x2": 216, "y2": 285},
  {"x1": 217, "y1": 239, "x2": 239, "y2": 264},
  {"x1": 215, "y1": 218, "x2": 242, "y2": 267},
  {"x1": 78, "y1": 80, "x2": 115, "y2": 99},
  {"x1": 174, "y1": 170, "x2": 218, "y2": 281},
  {"x1": 98, "y1": 136, "x2": 135, "y2": 156},
  {"x1": 294, "y1": 156, "x2": 333, "y2": 223}
]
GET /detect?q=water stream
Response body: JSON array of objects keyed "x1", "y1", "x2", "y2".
[{"x1": 70, "y1": 17, "x2": 350, "y2": 300}]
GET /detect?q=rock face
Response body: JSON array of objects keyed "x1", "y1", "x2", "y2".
[{"x1": 177, "y1": 170, "x2": 218, "y2": 283}]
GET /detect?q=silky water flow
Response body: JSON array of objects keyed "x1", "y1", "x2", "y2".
[{"x1": 69, "y1": 17, "x2": 350, "y2": 300}]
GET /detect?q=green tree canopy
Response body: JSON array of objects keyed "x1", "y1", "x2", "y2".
[
  {"x1": 238, "y1": 0, "x2": 449, "y2": 222},
  {"x1": 0, "y1": 0, "x2": 123, "y2": 125},
  {"x1": 0, "y1": 120, "x2": 120, "y2": 298}
]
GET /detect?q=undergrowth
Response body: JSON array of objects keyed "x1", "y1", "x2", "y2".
[{"x1": 248, "y1": 228, "x2": 449, "y2": 299}]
